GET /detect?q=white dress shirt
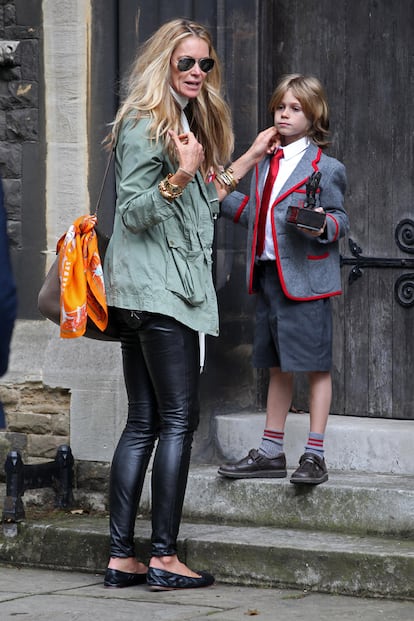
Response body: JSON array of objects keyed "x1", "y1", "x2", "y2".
[
  {"x1": 170, "y1": 88, "x2": 206, "y2": 370},
  {"x1": 170, "y1": 87, "x2": 190, "y2": 132},
  {"x1": 260, "y1": 137, "x2": 310, "y2": 260}
]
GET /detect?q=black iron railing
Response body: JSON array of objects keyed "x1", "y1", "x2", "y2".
[{"x1": 2, "y1": 445, "x2": 74, "y2": 536}]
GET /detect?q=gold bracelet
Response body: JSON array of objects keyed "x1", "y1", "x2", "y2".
[
  {"x1": 158, "y1": 173, "x2": 184, "y2": 201},
  {"x1": 226, "y1": 166, "x2": 240, "y2": 183},
  {"x1": 216, "y1": 167, "x2": 238, "y2": 193},
  {"x1": 177, "y1": 167, "x2": 195, "y2": 179}
]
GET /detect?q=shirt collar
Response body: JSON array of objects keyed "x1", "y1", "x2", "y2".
[
  {"x1": 170, "y1": 87, "x2": 189, "y2": 110},
  {"x1": 281, "y1": 136, "x2": 310, "y2": 161}
]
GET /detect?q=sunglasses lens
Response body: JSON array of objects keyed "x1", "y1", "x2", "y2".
[
  {"x1": 177, "y1": 57, "x2": 195, "y2": 71},
  {"x1": 199, "y1": 58, "x2": 215, "y2": 73},
  {"x1": 176, "y1": 57, "x2": 215, "y2": 73}
]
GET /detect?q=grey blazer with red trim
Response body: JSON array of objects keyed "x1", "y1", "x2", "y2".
[{"x1": 221, "y1": 143, "x2": 349, "y2": 301}]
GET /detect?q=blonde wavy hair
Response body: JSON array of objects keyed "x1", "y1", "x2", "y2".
[
  {"x1": 269, "y1": 74, "x2": 331, "y2": 148},
  {"x1": 108, "y1": 18, "x2": 234, "y2": 175}
]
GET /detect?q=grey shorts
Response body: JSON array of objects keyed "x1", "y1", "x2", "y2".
[{"x1": 252, "y1": 262, "x2": 332, "y2": 372}]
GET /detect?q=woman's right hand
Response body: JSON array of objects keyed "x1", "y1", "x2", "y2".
[{"x1": 168, "y1": 129, "x2": 204, "y2": 183}]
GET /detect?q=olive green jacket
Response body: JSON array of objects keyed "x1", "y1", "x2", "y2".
[{"x1": 104, "y1": 117, "x2": 220, "y2": 336}]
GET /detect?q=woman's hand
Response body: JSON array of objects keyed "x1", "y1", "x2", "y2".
[
  {"x1": 246, "y1": 126, "x2": 280, "y2": 161},
  {"x1": 223, "y1": 126, "x2": 279, "y2": 187},
  {"x1": 168, "y1": 129, "x2": 204, "y2": 185},
  {"x1": 213, "y1": 126, "x2": 280, "y2": 202}
]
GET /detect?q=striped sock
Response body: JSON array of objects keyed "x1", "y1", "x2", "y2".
[
  {"x1": 305, "y1": 432, "x2": 325, "y2": 458},
  {"x1": 258, "y1": 429, "x2": 284, "y2": 459}
]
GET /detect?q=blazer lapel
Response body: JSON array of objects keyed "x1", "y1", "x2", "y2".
[{"x1": 276, "y1": 144, "x2": 319, "y2": 199}]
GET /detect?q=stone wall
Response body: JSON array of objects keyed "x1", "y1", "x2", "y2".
[
  {"x1": 0, "y1": 381, "x2": 70, "y2": 482},
  {"x1": 0, "y1": 1, "x2": 91, "y2": 479}
]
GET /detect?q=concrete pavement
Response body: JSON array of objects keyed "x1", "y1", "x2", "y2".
[{"x1": 1, "y1": 564, "x2": 413, "y2": 621}]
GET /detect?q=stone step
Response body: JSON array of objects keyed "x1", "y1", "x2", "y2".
[
  {"x1": 215, "y1": 412, "x2": 414, "y2": 474},
  {"x1": 0, "y1": 514, "x2": 413, "y2": 599},
  {"x1": 1, "y1": 466, "x2": 413, "y2": 599},
  {"x1": 178, "y1": 467, "x2": 414, "y2": 538},
  {"x1": 3, "y1": 465, "x2": 413, "y2": 539}
]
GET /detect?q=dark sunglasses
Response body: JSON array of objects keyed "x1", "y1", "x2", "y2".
[{"x1": 176, "y1": 56, "x2": 215, "y2": 73}]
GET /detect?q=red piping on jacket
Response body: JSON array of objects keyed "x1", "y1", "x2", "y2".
[
  {"x1": 308, "y1": 251, "x2": 329, "y2": 260},
  {"x1": 248, "y1": 164, "x2": 262, "y2": 292},
  {"x1": 312, "y1": 149, "x2": 322, "y2": 170},
  {"x1": 326, "y1": 212, "x2": 339, "y2": 241},
  {"x1": 234, "y1": 195, "x2": 249, "y2": 223},
  {"x1": 281, "y1": 289, "x2": 343, "y2": 302}
]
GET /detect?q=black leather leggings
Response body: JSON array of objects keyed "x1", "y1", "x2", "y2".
[{"x1": 109, "y1": 309, "x2": 200, "y2": 558}]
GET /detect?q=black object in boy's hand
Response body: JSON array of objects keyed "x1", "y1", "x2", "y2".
[{"x1": 286, "y1": 171, "x2": 326, "y2": 231}]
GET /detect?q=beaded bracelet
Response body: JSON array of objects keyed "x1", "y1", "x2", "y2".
[{"x1": 177, "y1": 167, "x2": 195, "y2": 179}]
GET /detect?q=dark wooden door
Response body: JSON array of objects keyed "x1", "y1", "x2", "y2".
[
  {"x1": 96, "y1": 0, "x2": 414, "y2": 420},
  {"x1": 264, "y1": 0, "x2": 414, "y2": 419}
]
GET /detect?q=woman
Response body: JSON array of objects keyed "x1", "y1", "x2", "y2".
[{"x1": 103, "y1": 18, "x2": 276, "y2": 591}]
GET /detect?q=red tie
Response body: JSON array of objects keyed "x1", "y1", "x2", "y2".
[{"x1": 256, "y1": 149, "x2": 284, "y2": 256}]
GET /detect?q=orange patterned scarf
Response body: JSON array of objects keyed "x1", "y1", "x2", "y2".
[{"x1": 56, "y1": 215, "x2": 108, "y2": 338}]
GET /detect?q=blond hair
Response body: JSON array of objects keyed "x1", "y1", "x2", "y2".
[
  {"x1": 108, "y1": 19, "x2": 234, "y2": 174},
  {"x1": 269, "y1": 74, "x2": 330, "y2": 148}
]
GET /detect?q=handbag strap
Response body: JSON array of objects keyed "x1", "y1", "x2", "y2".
[{"x1": 93, "y1": 148, "x2": 115, "y2": 217}]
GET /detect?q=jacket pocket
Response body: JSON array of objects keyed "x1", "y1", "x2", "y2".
[
  {"x1": 306, "y1": 251, "x2": 336, "y2": 294},
  {"x1": 166, "y1": 237, "x2": 209, "y2": 306}
]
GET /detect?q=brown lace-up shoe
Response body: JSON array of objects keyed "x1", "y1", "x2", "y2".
[
  {"x1": 290, "y1": 452, "x2": 328, "y2": 485},
  {"x1": 217, "y1": 448, "x2": 287, "y2": 479}
]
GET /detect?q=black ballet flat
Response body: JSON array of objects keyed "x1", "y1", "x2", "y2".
[
  {"x1": 146, "y1": 566, "x2": 215, "y2": 591},
  {"x1": 104, "y1": 567, "x2": 147, "y2": 588}
]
